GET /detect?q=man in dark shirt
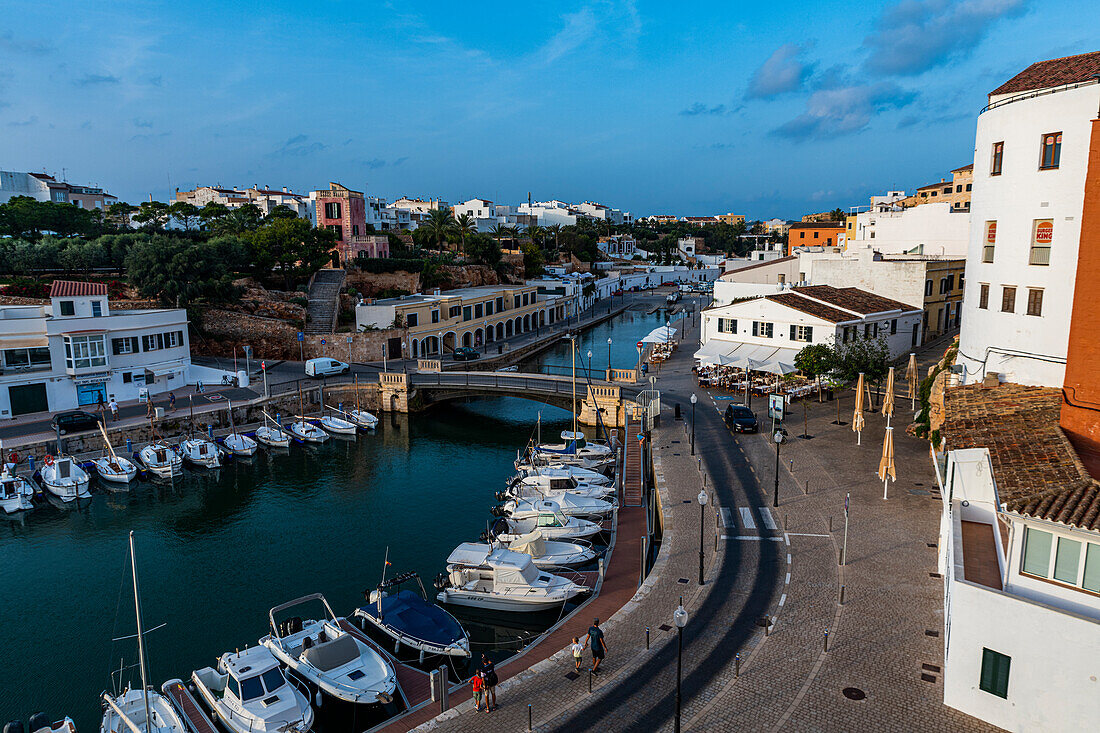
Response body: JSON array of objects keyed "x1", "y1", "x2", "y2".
[
  {"x1": 480, "y1": 654, "x2": 498, "y2": 710},
  {"x1": 584, "y1": 617, "x2": 607, "y2": 673}
]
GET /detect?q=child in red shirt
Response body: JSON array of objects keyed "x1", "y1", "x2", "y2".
[{"x1": 471, "y1": 671, "x2": 485, "y2": 712}]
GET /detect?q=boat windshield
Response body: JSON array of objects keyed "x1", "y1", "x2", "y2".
[
  {"x1": 537, "y1": 513, "x2": 563, "y2": 528},
  {"x1": 261, "y1": 667, "x2": 286, "y2": 692},
  {"x1": 239, "y1": 675, "x2": 264, "y2": 701}
]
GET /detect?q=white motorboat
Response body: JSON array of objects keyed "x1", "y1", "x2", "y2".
[
  {"x1": 518, "y1": 451, "x2": 615, "y2": 473},
  {"x1": 259, "y1": 594, "x2": 397, "y2": 705},
  {"x1": 486, "y1": 511, "x2": 603, "y2": 542},
  {"x1": 222, "y1": 432, "x2": 258, "y2": 457},
  {"x1": 287, "y1": 420, "x2": 328, "y2": 443},
  {"x1": 485, "y1": 532, "x2": 597, "y2": 569},
  {"x1": 101, "y1": 532, "x2": 189, "y2": 733},
  {"x1": 136, "y1": 443, "x2": 182, "y2": 478},
  {"x1": 501, "y1": 474, "x2": 616, "y2": 501},
  {"x1": 436, "y1": 544, "x2": 588, "y2": 612},
  {"x1": 319, "y1": 414, "x2": 357, "y2": 436},
  {"x1": 93, "y1": 455, "x2": 138, "y2": 485},
  {"x1": 191, "y1": 646, "x2": 313, "y2": 733},
  {"x1": 180, "y1": 437, "x2": 221, "y2": 468},
  {"x1": 516, "y1": 464, "x2": 612, "y2": 486},
  {"x1": 6, "y1": 714, "x2": 76, "y2": 733},
  {"x1": 38, "y1": 455, "x2": 91, "y2": 502},
  {"x1": 346, "y1": 408, "x2": 379, "y2": 429},
  {"x1": 494, "y1": 495, "x2": 616, "y2": 521},
  {"x1": 255, "y1": 424, "x2": 291, "y2": 449},
  {"x1": 535, "y1": 430, "x2": 613, "y2": 460},
  {"x1": 1, "y1": 467, "x2": 34, "y2": 514}
]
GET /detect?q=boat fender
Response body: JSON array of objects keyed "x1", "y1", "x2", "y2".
[
  {"x1": 4, "y1": 720, "x2": 25, "y2": 733},
  {"x1": 315, "y1": 689, "x2": 323, "y2": 707},
  {"x1": 27, "y1": 714, "x2": 48, "y2": 733},
  {"x1": 44, "y1": 455, "x2": 53, "y2": 467},
  {"x1": 368, "y1": 589, "x2": 384, "y2": 603}
]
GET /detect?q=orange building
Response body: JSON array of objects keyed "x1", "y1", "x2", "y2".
[{"x1": 786, "y1": 221, "x2": 845, "y2": 255}]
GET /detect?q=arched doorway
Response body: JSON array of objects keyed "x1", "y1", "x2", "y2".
[
  {"x1": 443, "y1": 331, "x2": 456, "y2": 353},
  {"x1": 485, "y1": 327, "x2": 494, "y2": 343},
  {"x1": 462, "y1": 332, "x2": 472, "y2": 348},
  {"x1": 424, "y1": 336, "x2": 439, "y2": 355},
  {"x1": 523, "y1": 314, "x2": 531, "y2": 331},
  {"x1": 411, "y1": 339, "x2": 420, "y2": 358},
  {"x1": 505, "y1": 320, "x2": 513, "y2": 337},
  {"x1": 474, "y1": 328, "x2": 484, "y2": 347},
  {"x1": 495, "y1": 323, "x2": 504, "y2": 340},
  {"x1": 514, "y1": 317, "x2": 523, "y2": 334},
  {"x1": 539, "y1": 310, "x2": 546, "y2": 326}
]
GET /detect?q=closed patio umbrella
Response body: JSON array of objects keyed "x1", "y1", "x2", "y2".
[
  {"x1": 877, "y1": 426, "x2": 896, "y2": 499},
  {"x1": 852, "y1": 373, "x2": 866, "y2": 444},
  {"x1": 906, "y1": 353, "x2": 918, "y2": 410},
  {"x1": 882, "y1": 366, "x2": 896, "y2": 425}
]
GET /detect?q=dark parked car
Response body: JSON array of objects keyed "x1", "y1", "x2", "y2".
[
  {"x1": 723, "y1": 404, "x2": 758, "y2": 433},
  {"x1": 51, "y1": 410, "x2": 103, "y2": 435},
  {"x1": 452, "y1": 347, "x2": 480, "y2": 361}
]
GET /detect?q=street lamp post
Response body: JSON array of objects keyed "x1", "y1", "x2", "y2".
[
  {"x1": 773, "y1": 429, "x2": 785, "y2": 508},
  {"x1": 401, "y1": 342, "x2": 407, "y2": 374},
  {"x1": 690, "y1": 393, "x2": 697, "y2": 455},
  {"x1": 673, "y1": 600, "x2": 688, "y2": 733},
  {"x1": 587, "y1": 350, "x2": 593, "y2": 380},
  {"x1": 607, "y1": 337, "x2": 613, "y2": 372},
  {"x1": 697, "y1": 489, "x2": 707, "y2": 584}
]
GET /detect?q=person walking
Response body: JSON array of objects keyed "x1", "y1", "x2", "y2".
[
  {"x1": 480, "y1": 654, "x2": 498, "y2": 711},
  {"x1": 471, "y1": 670, "x2": 485, "y2": 712},
  {"x1": 571, "y1": 637, "x2": 584, "y2": 672},
  {"x1": 584, "y1": 617, "x2": 607, "y2": 674},
  {"x1": 108, "y1": 398, "x2": 119, "y2": 422},
  {"x1": 96, "y1": 394, "x2": 106, "y2": 420},
  {"x1": 168, "y1": 392, "x2": 176, "y2": 413}
]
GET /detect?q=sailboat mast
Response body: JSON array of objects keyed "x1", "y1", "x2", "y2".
[
  {"x1": 355, "y1": 375, "x2": 361, "y2": 411},
  {"x1": 571, "y1": 336, "x2": 577, "y2": 437},
  {"x1": 129, "y1": 531, "x2": 152, "y2": 733}
]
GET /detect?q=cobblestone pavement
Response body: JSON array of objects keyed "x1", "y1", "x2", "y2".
[{"x1": 421, "y1": 319, "x2": 999, "y2": 732}]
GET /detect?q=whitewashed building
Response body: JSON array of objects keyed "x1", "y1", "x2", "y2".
[
  {"x1": 0, "y1": 281, "x2": 192, "y2": 417},
  {"x1": 847, "y1": 202, "x2": 969, "y2": 257},
  {"x1": 956, "y1": 53, "x2": 1100, "y2": 388},
  {"x1": 698, "y1": 285, "x2": 922, "y2": 365},
  {"x1": 712, "y1": 257, "x2": 801, "y2": 305}
]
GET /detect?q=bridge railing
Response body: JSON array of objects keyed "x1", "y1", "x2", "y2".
[{"x1": 408, "y1": 370, "x2": 640, "y2": 397}]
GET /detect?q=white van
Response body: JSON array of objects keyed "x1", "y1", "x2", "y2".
[{"x1": 305, "y1": 357, "x2": 350, "y2": 378}]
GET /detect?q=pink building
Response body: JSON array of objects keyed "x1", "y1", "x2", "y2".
[
  {"x1": 313, "y1": 182, "x2": 367, "y2": 245},
  {"x1": 338, "y1": 234, "x2": 389, "y2": 263}
]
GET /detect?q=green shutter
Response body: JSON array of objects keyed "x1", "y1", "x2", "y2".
[
  {"x1": 1021, "y1": 528, "x2": 1052, "y2": 577},
  {"x1": 790, "y1": 325, "x2": 796, "y2": 340},
  {"x1": 1082, "y1": 544, "x2": 1100, "y2": 592},
  {"x1": 1054, "y1": 537, "x2": 1082, "y2": 584},
  {"x1": 979, "y1": 648, "x2": 1010, "y2": 698}
]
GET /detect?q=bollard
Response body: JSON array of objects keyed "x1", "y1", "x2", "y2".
[
  {"x1": 126, "y1": 437, "x2": 132, "y2": 452},
  {"x1": 646, "y1": 626, "x2": 650, "y2": 650},
  {"x1": 840, "y1": 585, "x2": 846, "y2": 605},
  {"x1": 804, "y1": 479, "x2": 808, "y2": 495},
  {"x1": 588, "y1": 669, "x2": 593, "y2": 693},
  {"x1": 207, "y1": 424, "x2": 214, "y2": 439},
  {"x1": 703, "y1": 472, "x2": 707, "y2": 488},
  {"x1": 528, "y1": 704, "x2": 533, "y2": 731},
  {"x1": 765, "y1": 618, "x2": 770, "y2": 637},
  {"x1": 275, "y1": 412, "x2": 281, "y2": 426},
  {"x1": 829, "y1": 516, "x2": 833, "y2": 532},
  {"x1": 639, "y1": 536, "x2": 647, "y2": 587},
  {"x1": 783, "y1": 514, "x2": 788, "y2": 531},
  {"x1": 789, "y1": 459, "x2": 794, "y2": 472},
  {"x1": 735, "y1": 653, "x2": 741, "y2": 677},
  {"x1": 824, "y1": 629, "x2": 830, "y2": 652},
  {"x1": 28, "y1": 456, "x2": 35, "y2": 472}
]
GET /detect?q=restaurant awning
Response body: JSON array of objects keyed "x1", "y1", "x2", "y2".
[{"x1": 693, "y1": 341, "x2": 727, "y2": 364}]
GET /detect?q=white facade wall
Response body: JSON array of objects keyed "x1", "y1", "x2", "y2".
[
  {"x1": 849, "y1": 202, "x2": 969, "y2": 256},
  {"x1": 957, "y1": 83, "x2": 1098, "y2": 387},
  {"x1": 453, "y1": 199, "x2": 496, "y2": 219},
  {"x1": 701, "y1": 298, "x2": 838, "y2": 349},
  {"x1": 807, "y1": 247, "x2": 928, "y2": 309},
  {"x1": 0, "y1": 171, "x2": 53, "y2": 204}
]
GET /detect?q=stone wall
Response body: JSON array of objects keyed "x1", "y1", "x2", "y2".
[
  {"x1": 191, "y1": 309, "x2": 301, "y2": 359},
  {"x1": 302, "y1": 329, "x2": 403, "y2": 362},
  {"x1": 345, "y1": 270, "x2": 421, "y2": 297}
]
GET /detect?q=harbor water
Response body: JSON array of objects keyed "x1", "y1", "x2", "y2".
[{"x1": 0, "y1": 303, "x2": 682, "y2": 728}]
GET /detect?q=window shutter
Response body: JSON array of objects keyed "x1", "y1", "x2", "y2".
[
  {"x1": 806, "y1": 326, "x2": 813, "y2": 341},
  {"x1": 790, "y1": 325, "x2": 796, "y2": 340},
  {"x1": 141, "y1": 335, "x2": 150, "y2": 351},
  {"x1": 731, "y1": 319, "x2": 737, "y2": 334},
  {"x1": 112, "y1": 338, "x2": 124, "y2": 355}
]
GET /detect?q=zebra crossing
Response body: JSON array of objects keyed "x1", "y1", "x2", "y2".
[{"x1": 720, "y1": 505, "x2": 785, "y2": 541}]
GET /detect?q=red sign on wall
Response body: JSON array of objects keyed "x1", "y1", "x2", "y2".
[
  {"x1": 986, "y1": 221, "x2": 997, "y2": 243},
  {"x1": 1035, "y1": 220, "x2": 1054, "y2": 244}
]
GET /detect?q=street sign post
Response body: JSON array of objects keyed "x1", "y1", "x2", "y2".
[
  {"x1": 261, "y1": 360, "x2": 269, "y2": 398},
  {"x1": 769, "y1": 393, "x2": 784, "y2": 433},
  {"x1": 297, "y1": 331, "x2": 304, "y2": 362}
]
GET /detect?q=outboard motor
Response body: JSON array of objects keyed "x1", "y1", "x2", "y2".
[
  {"x1": 479, "y1": 529, "x2": 490, "y2": 542},
  {"x1": 494, "y1": 490, "x2": 510, "y2": 502},
  {"x1": 5, "y1": 720, "x2": 25, "y2": 733},
  {"x1": 27, "y1": 715, "x2": 49, "y2": 733},
  {"x1": 433, "y1": 572, "x2": 450, "y2": 590},
  {"x1": 489, "y1": 504, "x2": 509, "y2": 518}
]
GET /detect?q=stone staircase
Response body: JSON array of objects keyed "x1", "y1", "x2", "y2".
[{"x1": 304, "y1": 268, "x2": 345, "y2": 335}]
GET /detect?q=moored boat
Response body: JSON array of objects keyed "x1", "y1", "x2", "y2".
[
  {"x1": 354, "y1": 571, "x2": 470, "y2": 660},
  {"x1": 38, "y1": 455, "x2": 91, "y2": 502},
  {"x1": 191, "y1": 647, "x2": 313, "y2": 733},
  {"x1": 135, "y1": 442, "x2": 182, "y2": 479},
  {"x1": 179, "y1": 437, "x2": 221, "y2": 468},
  {"x1": 435, "y1": 544, "x2": 588, "y2": 612},
  {"x1": 1, "y1": 467, "x2": 34, "y2": 514}
]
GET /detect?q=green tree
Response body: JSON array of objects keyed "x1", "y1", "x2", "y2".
[
  {"x1": 828, "y1": 334, "x2": 891, "y2": 385},
  {"x1": 126, "y1": 235, "x2": 245, "y2": 305},
  {"x1": 168, "y1": 201, "x2": 201, "y2": 231},
  {"x1": 525, "y1": 224, "x2": 544, "y2": 248},
  {"x1": 93, "y1": 233, "x2": 148, "y2": 273},
  {"x1": 248, "y1": 218, "x2": 336, "y2": 288},
  {"x1": 133, "y1": 201, "x2": 171, "y2": 231},
  {"x1": 214, "y1": 203, "x2": 264, "y2": 235},
  {"x1": 794, "y1": 343, "x2": 834, "y2": 401},
  {"x1": 424, "y1": 208, "x2": 455, "y2": 251},
  {"x1": 829, "y1": 207, "x2": 845, "y2": 222},
  {"x1": 519, "y1": 240, "x2": 544, "y2": 276},
  {"x1": 6, "y1": 236, "x2": 66, "y2": 277},
  {"x1": 198, "y1": 202, "x2": 230, "y2": 230},
  {"x1": 489, "y1": 223, "x2": 509, "y2": 247},
  {"x1": 466, "y1": 232, "x2": 502, "y2": 267},
  {"x1": 106, "y1": 202, "x2": 137, "y2": 231},
  {"x1": 265, "y1": 204, "x2": 300, "y2": 221},
  {"x1": 58, "y1": 238, "x2": 108, "y2": 275},
  {"x1": 454, "y1": 213, "x2": 476, "y2": 255},
  {"x1": 545, "y1": 223, "x2": 562, "y2": 257}
]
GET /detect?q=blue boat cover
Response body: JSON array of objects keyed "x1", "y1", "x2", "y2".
[
  {"x1": 359, "y1": 590, "x2": 465, "y2": 646},
  {"x1": 537, "y1": 441, "x2": 578, "y2": 455}
]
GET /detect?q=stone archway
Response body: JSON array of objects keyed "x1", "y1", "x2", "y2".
[
  {"x1": 443, "y1": 331, "x2": 457, "y2": 353},
  {"x1": 485, "y1": 327, "x2": 495, "y2": 343},
  {"x1": 523, "y1": 314, "x2": 531, "y2": 331},
  {"x1": 496, "y1": 322, "x2": 504, "y2": 340},
  {"x1": 505, "y1": 320, "x2": 513, "y2": 337},
  {"x1": 411, "y1": 339, "x2": 420, "y2": 358},
  {"x1": 515, "y1": 316, "x2": 523, "y2": 334},
  {"x1": 462, "y1": 332, "x2": 472, "y2": 348}
]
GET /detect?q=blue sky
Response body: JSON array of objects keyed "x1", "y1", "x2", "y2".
[{"x1": 0, "y1": 0, "x2": 1095, "y2": 218}]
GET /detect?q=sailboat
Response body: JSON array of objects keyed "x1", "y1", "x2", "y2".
[
  {"x1": 344, "y1": 376, "x2": 379, "y2": 429},
  {"x1": 287, "y1": 386, "x2": 327, "y2": 443},
  {"x1": 318, "y1": 405, "x2": 357, "y2": 436},
  {"x1": 179, "y1": 397, "x2": 222, "y2": 468},
  {"x1": 93, "y1": 423, "x2": 138, "y2": 485},
  {"x1": 135, "y1": 437, "x2": 182, "y2": 479},
  {"x1": 100, "y1": 532, "x2": 189, "y2": 733},
  {"x1": 219, "y1": 400, "x2": 257, "y2": 457},
  {"x1": 255, "y1": 411, "x2": 291, "y2": 449}
]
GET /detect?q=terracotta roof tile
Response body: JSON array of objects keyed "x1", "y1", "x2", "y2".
[
  {"x1": 990, "y1": 51, "x2": 1100, "y2": 97},
  {"x1": 788, "y1": 221, "x2": 844, "y2": 230},
  {"x1": 793, "y1": 285, "x2": 915, "y2": 315},
  {"x1": 49, "y1": 280, "x2": 108, "y2": 297},
  {"x1": 941, "y1": 384, "x2": 1100, "y2": 532},
  {"x1": 766, "y1": 292, "x2": 855, "y2": 323}
]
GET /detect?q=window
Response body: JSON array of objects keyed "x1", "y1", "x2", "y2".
[
  {"x1": 991, "y1": 142, "x2": 1003, "y2": 175},
  {"x1": 1021, "y1": 527, "x2": 1052, "y2": 577},
  {"x1": 1026, "y1": 289, "x2": 1043, "y2": 316},
  {"x1": 752, "y1": 321, "x2": 773, "y2": 338},
  {"x1": 523, "y1": 293, "x2": 530, "y2": 306},
  {"x1": 958, "y1": 274, "x2": 965, "y2": 291},
  {"x1": 983, "y1": 221, "x2": 996, "y2": 263},
  {"x1": 799, "y1": 231, "x2": 805, "y2": 239},
  {"x1": 496, "y1": 297, "x2": 504, "y2": 312},
  {"x1": 717, "y1": 318, "x2": 737, "y2": 334},
  {"x1": 980, "y1": 649, "x2": 1011, "y2": 699},
  {"x1": 966, "y1": 183, "x2": 972, "y2": 191},
  {"x1": 352, "y1": 224, "x2": 359, "y2": 236},
  {"x1": 239, "y1": 675, "x2": 264, "y2": 702},
  {"x1": 260, "y1": 668, "x2": 285, "y2": 693},
  {"x1": 327, "y1": 224, "x2": 343, "y2": 240},
  {"x1": 91, "y1": 300, "x2": 103, "y2": 317},
  {"x1": 64, "y1": 334, "x2": 107, "y2": 370},
  {"x1": 1084, "y1": 544, "x2": 1100, "y2": 593},
  {"x1": 3, "y1": 347, "x2": 51, "y2": 370},
  {"x1": 60, "y1": 300, "x2": 75, "y2": 316},
  {"x1": 165, "y1": 331, "x2": 183, "y2": 348},
  {"x1": 112, "y1": 337, "x2": 139, "y2": 355},
  {"x1": 777, "y1": 273, "x2": 786, "y2": 284},
  {"x1": 939, "y1": 277, "x2": 949, "y2": 295},
  {"x1": 226, "y1": 676, "x2": 241, "y2": 700},
  {"x1": 474, "y1": 303, "x2": 483, "y2": 318},
  {"x1": 406, "y1": 313, "x2": 418, "y2": 327},
  {"x1": 122, "y1": 371, "x2": 132, "y2": 383},
  {"x1": 1030, "y1": 219, "x2": 1052, "y2": 265},
  {"x1": 431, "y1": 309, "x2": 440, "y2": 324},
  {"x1": 924, "y1": 280, "x2": 933, "y2": 297},
  {"x1": 978, "y1": 283, "x2": 989, "y2": 310},
  {"x1": 813, "y1": 231, "x2": 819, "y2": 239},
  {"x1": 1054, "y1": 537, "x2": 1082, "y2": 584},
  {"x1": 485, "y1": 301, "x2": 493, "y2": 316},
  {"x1": 463, "y1": 306, "x2": 472, "y2": 321},
  {"x1": 1040, "y1": 132, "x2": 1061, "y2": 170},
  {"x1": 449, "y1": 305, "x2": 461, "y2": 318},
  {"x1": 890, "y1": 319, "x2": 898, "y2": 335},
  {"x1": 790, "y1": 325, "x2": 813, "y2": 342},
  {"x1": 324, "y1": 201, "x2": 342, "y2": 219},
  {"x1": 1001, "y1": 286, "x2": 1016, "y2": 313}
]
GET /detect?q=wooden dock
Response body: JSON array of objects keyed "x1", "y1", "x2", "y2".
[
  {"x1": 163, "y1": 679, "x2": 219, "y2": 733},
  {"x1": 622, "y1": 414, "x2": 644, "y2": 507}
]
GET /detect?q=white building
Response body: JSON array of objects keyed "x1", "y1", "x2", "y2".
[
  {"x1": 1, "y1": 171, "x2": 117, "y2": 210},
  {"x1": 698, "y1": 285, "x2": 922, "y2": 365},
  {"x1": 575, "y1": 201, "x2": 630, "y2": 225},
  {"x1": 937, "y1": 384, "x2": 1100, "y2": 732},
  {"x1": 847, "y1": 202, "x2": 969, "y2": 257},
  {"x1": 956, "y1": 53, "x2": 1100, "y2": 388},
  {"x1": 517, "y1": 200, "x2": 579, "y2": 227},
  {"x1": 597, "y1": 234, "x2": 637, "y2": 258},
  {"x1": 0, "y1": 281, "x2": 192, "y2": 417},
  {"x1": 176, "y1": 185, "x2": 309, "y2": 218},
  {"x1": 712, "y1": 257, "x2": 801, "y2": 305}
]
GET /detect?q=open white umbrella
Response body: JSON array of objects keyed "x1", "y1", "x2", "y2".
[
  {"x1": 852, "y1": 373, "x2": 866, "y2": 444},
  {"x1": 877, "y1": 426, "x2": 897, "y2": 499}
]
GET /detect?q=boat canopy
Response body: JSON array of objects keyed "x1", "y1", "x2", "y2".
[
  {"x1": 508, "y1": 532, "x2": 546, "y2": 557},
  {"x1": 447, "y1": 542, "x2": 492, "y2": 566},
  {"x1": 485, "y1": 548, "x2": 541, "y2": 585}
]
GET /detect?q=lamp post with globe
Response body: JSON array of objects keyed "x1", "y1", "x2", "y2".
[
  {"x1": 674, "y1": 600, "x2": 688, "y2": 733},
  {"x1": 697, "y1": 489, "x2": 708, "y2": 584}
]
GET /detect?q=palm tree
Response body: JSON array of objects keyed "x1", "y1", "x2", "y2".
[
  {"x1": 526, "y1": 224, "x2": 545, "y2": 248},
  {"x1": 454, "y1": 213, "x2": 477, "y2": 256},
  {"x1": 425, "y1": 208, "x2": 455, "y2": 251},
  {"x1": 546, "y1": 223, "x2": 562, "y2": 256},
  {"x1": 490, "y1": 223, "x2": 508, "y2": 247}
]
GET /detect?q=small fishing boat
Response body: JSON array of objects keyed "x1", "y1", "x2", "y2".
[
  {"x1": 493, "y1": 495, "x2": 616, "y2": 521},
  {"x1": 3, "y1": 714, "x2": 77, "y2": 733},
  {"x1": 259, "y1": 594, "x2": 396, "y2": 705},
  {"x1": 319, "y1": 412, "x2": 357, "y2": 436},
  {"x1": 346, "y1": 377, "x2": 379, "y2": 429},
  {"x1": 435, "y1": 544, "x2": 588, "y2": 612},
  {"x1": 221, "y1": 432, "x2": 258, "y2": 457},
  {"x1": 536, "y1": 430, "x2": 613, "y2": 460},
  {"x1": 101, "y1": 532, "x2": 189, "y2": 733},
  {"x1": 485, "y1": 512, "x2": 603, "y2": 543},
  {"x1": 517, "y1": 451, "x2": 615, "y2": 473},
  {"x1": 38, "y1": 455, "x2": 91, "y2": 502},
  {"x1": 287, "y1": 419, "x2": 327, "y2": 443},
  {"x1": 500, "y1": 474, "x2": 615, "y2": 502},
  {"x1": 92, "y1": 423, "x2": 137, "y2": 485},
  {"x1": 179, "y1": 437, "x2": 221, "y2": 468},
  {"x1": 516, "y1": 464, "x2": 612, "y2": 486},
  {"x1": 478, "y1": 533, "x2": 597, "y2": 570},
  {"x1": 255, "y1": 411, "x2": 291, "y2": 449},
  {"x1": 136, "y1": 443, "x2": 182, "y2": 479},
  {"x1": 354, "y1": 569, "x2": 470, "y2": 661},
  {"x1": 0, "y1": 467, "x2": 34, "y2": 514},
  {"x1": 191, "y1": 647, "x2": 313, "y2": 733}
]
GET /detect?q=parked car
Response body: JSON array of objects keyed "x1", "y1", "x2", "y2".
[
  {"x1": 51, "y1": 410, "x2": 103, "y2": 435},
  {"x1": 452, "y1": 347, "x2": 480, "y2": 361},
  {"x1": 723, "y1": 404, "x2": 758, "y2": 433},
  {"x1": 305, "y1": 357, "x2": 350, "y2": 378}
]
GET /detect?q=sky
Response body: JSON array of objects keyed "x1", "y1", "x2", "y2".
[{"x1": 0, "y1": 0, "x2": 1095, "y2": 219}]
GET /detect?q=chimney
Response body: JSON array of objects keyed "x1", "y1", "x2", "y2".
[{"x1": 1061, "y1": 116, "x2": 1100, "y2": 479}]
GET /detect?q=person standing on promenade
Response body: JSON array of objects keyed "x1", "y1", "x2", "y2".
[
  {"x1": 108, "y1": 398, "x2": 119, "y2": 421},
  {"x1": 480, "y1": 654, "x2": 498, "y2": 710},
  {"x1": 571, "y1": 637, "x2": 584, "y2": 672},
  {"x1": 585, "y1": 618, "x2": 607, "y2": 674},
  {"x1": 471, "y1": 670, "x2": 485, "y2": 712}
]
